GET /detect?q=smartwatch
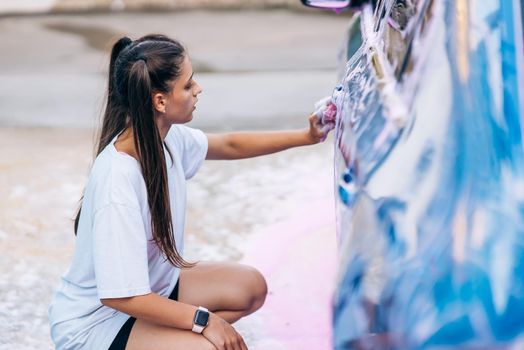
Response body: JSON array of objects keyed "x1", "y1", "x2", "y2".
[{"x1": 192, "y1": 306, "x2": 209, "y2": 334}]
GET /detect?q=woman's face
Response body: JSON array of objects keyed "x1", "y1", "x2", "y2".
[{"x1": 157, "y1": 55, "x2": 202, "y2": 125}]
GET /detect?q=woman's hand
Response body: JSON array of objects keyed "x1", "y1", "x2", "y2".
[
  {"x1": 307, "y1": 112, "x2": 336, "y2": 144},
  {"x1": 202, "y1": 313, "x2": 248, "y2": 350},
  {"x1": 306, "y1": 96, "x2": 337, "y2": 144}
]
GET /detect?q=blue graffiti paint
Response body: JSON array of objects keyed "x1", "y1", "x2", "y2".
[{"x1": 332, "y1": 0, "x2": 524, "y2": 348}]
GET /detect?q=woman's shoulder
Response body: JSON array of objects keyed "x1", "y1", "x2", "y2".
[
  {"x1": 166, "y1": 125, "x2": 208, "y2": 179},
  {"x1": 166, "y1": 124, "x2": 207, "y2": 152},
  {"x1": 167, "y1": 123, "x2": 204, "y2": 140},
  {"x1": 92, "y1": 144, "x2": 141, "y2": 178},
  {"x1": 86, "y1": 145, "x2": 146, "y2": 209}
]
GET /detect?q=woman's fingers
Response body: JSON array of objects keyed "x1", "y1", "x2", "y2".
[
  {"x1": 237, "y1": 331, "x2": 248, "y2": 350},
  {"x1": 239, "y1": 334, "x2": 248, "y2": 350},
  {"x1": 220, "y1": 325, "x2": 244, "y2": 350},
  {"x1": 230, "y1": 328, "x2": 245, "y2": 350},
  {"x1": 309, "y1": 113, "x2": 319, "y2": 125},
  {"x1": 205, "y1": 313, "x2": 247, "y2": 350}
]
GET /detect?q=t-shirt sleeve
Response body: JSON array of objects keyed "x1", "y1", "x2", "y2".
[
  {"x1": 93, "y1": 203, "x2": 151, "y2": 299},
  {"x1": 170, "y1": 126, "x2": 208, "y2": 180}
]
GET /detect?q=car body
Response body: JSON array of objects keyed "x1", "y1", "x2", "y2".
[{"x1": 302, "y1": 0, "x2": 524, "y2": 348}]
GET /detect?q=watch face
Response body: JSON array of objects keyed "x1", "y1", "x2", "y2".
[{"x1": 195, "y1": 310, "x2": 209, "y2": 326}]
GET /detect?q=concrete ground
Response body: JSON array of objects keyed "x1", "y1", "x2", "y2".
[
  {"x1": 0, "y1": 9, "x2": 346, "y2": 350},
  {"x1": 0, "y1": 9, "x2": 348, "y2": 130}
]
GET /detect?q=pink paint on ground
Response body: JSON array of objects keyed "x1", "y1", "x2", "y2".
[{"x1": 242, "y1": 197, "x2": 338, "y2": 350}]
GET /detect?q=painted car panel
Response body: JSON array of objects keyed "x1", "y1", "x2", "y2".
[{"x1": 326, "y1": 0, "x2": 524, "y2": 348}]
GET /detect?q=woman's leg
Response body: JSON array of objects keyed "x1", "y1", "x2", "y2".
[
  {"x1": 177, "y1": 261, "x2": 268, "y2": 323},
  {"x1": 126, "y1": 320, "x2": 217, "y2": 350},
  {"x1": 125, "y1": 261, "x2": 267, "y2": 350}
]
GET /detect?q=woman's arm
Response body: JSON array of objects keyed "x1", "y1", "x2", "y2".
[
  {"x1": 206, "y1": 114, "x2": 330, "y2": 160},
  {"x1": 102, "y1": 294, "x2": 246, "y2": 349},
  {"x1": 102, "y1": 293, "x2": 197, "y2": 329}
]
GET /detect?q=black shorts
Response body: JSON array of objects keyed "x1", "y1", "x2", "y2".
[{"x1": 108, "y1": 282, "x2": 179, "y2": 350}]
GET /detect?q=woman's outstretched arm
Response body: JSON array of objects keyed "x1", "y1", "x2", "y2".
[{"x1": 206, "y1": 114, "x2": 332, "y2": 160}]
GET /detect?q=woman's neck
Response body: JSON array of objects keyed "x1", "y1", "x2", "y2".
[
  {"x1": 155, "y1": 114, "x2": 172, "y2": 140},
  {"x1": 114, "y1": 122, "x2": 170, "y2": 161},
  {"x1": 114, "y1": 127, "x2": 139, "y2": 160},
  {"x1": 157, "y1": 122, "x2": 171, "y2": 141}
]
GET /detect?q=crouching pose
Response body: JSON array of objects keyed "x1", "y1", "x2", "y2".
[{"x1": 48, "y1": 34, "x2": 334, "y2": 350}]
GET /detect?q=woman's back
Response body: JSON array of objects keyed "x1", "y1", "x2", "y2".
[{"x1": 48, "y1": 125, "x2": 207, "y2": 350}]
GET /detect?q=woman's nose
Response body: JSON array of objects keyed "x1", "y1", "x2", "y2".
[{"x1": 195, "y1": 82, "x2": 203, "y2": 95}]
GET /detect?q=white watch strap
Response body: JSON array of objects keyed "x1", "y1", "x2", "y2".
[
  {"x1": 192, "y1": 323, "x2": 205, "y2": 334},
  {"x1": 192, "y1": 306, "x2": 209, "y2": 334}
]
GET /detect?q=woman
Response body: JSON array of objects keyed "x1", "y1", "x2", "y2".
[{"x1": 48, "y1": 34, "x2": 334, "y2": 350}]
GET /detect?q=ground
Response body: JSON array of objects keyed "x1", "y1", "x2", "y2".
[{"x1": 0, "y1": 9, "x2": 346, "y2": 350}]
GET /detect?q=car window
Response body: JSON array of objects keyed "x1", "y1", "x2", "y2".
[{"x1": 382, "y1": 0, "x2": 435, "y2": 80}]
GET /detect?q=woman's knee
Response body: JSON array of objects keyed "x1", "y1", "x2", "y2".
[{"x1": 244, "y1": 266, "x2": 268, "y2": 313}]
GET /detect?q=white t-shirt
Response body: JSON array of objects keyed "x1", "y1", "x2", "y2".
[{"x1": 48, "y1": 125, "x2": 208, "y2": 350}]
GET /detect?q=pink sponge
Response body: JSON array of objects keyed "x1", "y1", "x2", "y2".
[{"x1": 321, "y1": 103, "x2": 337, "y2": 125}]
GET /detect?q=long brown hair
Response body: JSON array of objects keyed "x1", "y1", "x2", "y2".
[{"x1": 75, "y1": 34, "x2": 194, "y2": 268}]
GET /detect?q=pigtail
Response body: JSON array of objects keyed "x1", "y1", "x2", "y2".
[
  {"x1": 75, "y1": 34, "x2": 193, "y2": 268},
  {"x1": 127, "y1": 59, "x2": 193, "y2": 268},
  {"x1": 74, "y1": 37, "x2": 133, "y2": 235},
  {"x1": 96, "y1": 36, "x2": 133, "y2": 155}
]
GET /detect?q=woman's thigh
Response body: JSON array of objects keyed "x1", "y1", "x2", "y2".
[
  {"x1": 178, "y1": 261, "x2": 268, "y2": 313},
  {"x1": 125, "y1": 261, "x2": 266, "y2": 350},
  {"x1": 126, "y1": 319, "x2": 216, "y2": 350}
]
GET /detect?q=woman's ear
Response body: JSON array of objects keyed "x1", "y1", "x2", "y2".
[{"x1": 152, "y1": 92, "x2": 167, "y2": 114}]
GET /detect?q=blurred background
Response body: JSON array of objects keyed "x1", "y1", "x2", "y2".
[{"x1": 0, "y1": 1, "x2": 346, "y2": 349}]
